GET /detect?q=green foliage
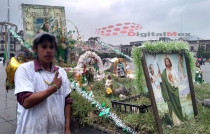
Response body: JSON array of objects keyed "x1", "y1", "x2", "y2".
[
  {"x1": 202, "y1": 52, "x2": 210, "y2": 59},
  {"x1": 106, "y1": 73, "x2": 137, "y2": 94},
  {"x1": 58, "y1": 63, "x2": 77, "y2": 68},
  {"x1": 67, "y1": 72, "x2": 75, "y2": 80},
  {"x1": 70, "y1": 91, "x2": 94, "y2": 119},
  {"x1": 186, "y1": 50, "x2": 196, "y2": 78},
  {"x1": 197, "y1": 44, "x2": 205, "y2": 58},
  {"x1": 69, "y1": 40, "x2": 76, "y2": 45},
  {"x1": 132, "y1": 47, "x2": 146, "y2": 93},
  {"x1": 122, "y1": 112, "x2": 157, "y2": 133}
]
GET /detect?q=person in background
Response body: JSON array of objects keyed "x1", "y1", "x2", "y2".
[
  {"x1": 3, "y1": 58, "x2": 5, "y2": 66},
  {"x1": 200, "y1": 58, "x2": 203, "y2": 65},
  {"x1": 14, "y1": 32, "x2": 72, "y2": 134}
]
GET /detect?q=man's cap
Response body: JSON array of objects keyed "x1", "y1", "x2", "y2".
[{"x1": 33, "y1": 32, "x2": 57, "y2": 46}]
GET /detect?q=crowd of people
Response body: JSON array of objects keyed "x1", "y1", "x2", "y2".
[{"x1": 197, "y1": 57, "x2": 210, "y2": 65}]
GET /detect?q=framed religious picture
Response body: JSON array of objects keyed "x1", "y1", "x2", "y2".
[{"x1": 141, "y1": 52, "x2": 197, "y2": 134}]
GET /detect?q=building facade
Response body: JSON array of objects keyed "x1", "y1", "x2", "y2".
[
  {"x1": 120, "y1": 43, "x2": 142, "y2": 57},
  {"x1": 0, "y1": 30, "x2": 30, "y2": 59}
]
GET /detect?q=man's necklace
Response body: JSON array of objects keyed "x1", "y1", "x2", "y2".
[{"x1": 38, "y1": 68, "x2": 55, "y2": 86}]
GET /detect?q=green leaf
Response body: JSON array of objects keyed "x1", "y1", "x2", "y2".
[{"x1": 101, "y1": 103, "x2": 105, "y2": 107}]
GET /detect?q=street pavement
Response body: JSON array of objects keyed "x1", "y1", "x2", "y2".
[
  {"x1": 201, "y1": 62, "x2": 210, "y2": 83},
  {"x1": 0, "y1": 63, "x2": 17, "y2": 134},
  {"x1": 0, "y1": 63, "x2": 106, "y2": 134}
]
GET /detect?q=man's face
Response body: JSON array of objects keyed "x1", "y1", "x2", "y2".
[
  {"x1": 45, "y1": 23, "x2": 49, "y2": 29},
  {"x1": 151, "y1": 65, "x2": 154, "y2": 70},
  {"x1": 165, "y1": 59, "x2": 171, "y2": 67},
  {"x1": 150, "y1": 69, "x2": 154, "y2": 75},
  {"x1": 35, "y1": 40, "x2": 56, "y2": 63}
]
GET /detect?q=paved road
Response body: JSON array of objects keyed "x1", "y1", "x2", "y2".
[
  {"x1": 0, "y1": 63, "x2": 106, "y2": 134},
  {"x1": 201, "y1": 62, "x2": 210, "y2": 83}
]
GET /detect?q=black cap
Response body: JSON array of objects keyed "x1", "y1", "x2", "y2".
[{"x1": 33, "y1": 32, "x2": 57, "y2": 47}]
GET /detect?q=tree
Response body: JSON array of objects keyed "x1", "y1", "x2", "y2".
[
  {"x1": 202, "y1": 52, "x2": 210, "y2": 59},
  {"x1": 197, "y1": 44, "x2": 204, "y2": 58}
]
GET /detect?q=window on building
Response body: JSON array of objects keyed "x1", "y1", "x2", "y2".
[
  {"x1": 10, "y1": 45, "x2": 13, "y2": 50},
  {"x1": 21, "y1": 46, "x2": 25, "y2": 51},
  {"x1": 10, "y1": 36, "x2": 14, "y2": 44},
  {"x1": 190, "y1": 46, "x2": 194, "y2": 51},
  {"x1": 0, "y1": 35, "x2": 3, "y2": 40},
  {"x1": 206, "y1": 44, "x2": 210, "y2": 51},
  {"x1": 1, "y1": 45, "x2": 4, "y2": 50}
]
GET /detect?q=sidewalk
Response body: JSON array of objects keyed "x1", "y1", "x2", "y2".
[
  {"x1": 0, "y1": 64, "x2": 17, "y2": 134},
  {"x1": 0, "y1": 63, "x2": 106, "y2": 134},
  {"x1": 200, "y1": 64, "x2": 210, "y2": 83}
]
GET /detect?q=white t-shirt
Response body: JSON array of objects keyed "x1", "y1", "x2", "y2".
[{"x1": 14, "y1": 61, "x2": 71, "y2": 134}]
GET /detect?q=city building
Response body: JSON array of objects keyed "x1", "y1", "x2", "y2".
[
  {"x1": 0, "y1": 30, "x2": 24, "y2": 59},
  {"x1": 187, "y1": 40, "x2": 210, "y2": 52},
  {"x1": 128, "y1": 37, "x2": 210, "y2": 57},
  {"x1": 120, "y1": 43, "x2": 142, "y2": 57}
]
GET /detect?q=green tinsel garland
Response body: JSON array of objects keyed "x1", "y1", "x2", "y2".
[
  {"x1": 132, "y1": 41, "x2": 196, "y2": 92},
  {"x1": 131, "y1": 47, "x2": 145, "y2": 92}
]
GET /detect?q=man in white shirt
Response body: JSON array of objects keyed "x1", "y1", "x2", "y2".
[{"x1": 14, "y1": 32, "x2": 72, "y2": 134}]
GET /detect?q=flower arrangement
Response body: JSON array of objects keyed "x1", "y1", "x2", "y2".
[{"x1": 76, "y1": 51, "x2": 105, "y2": 81}]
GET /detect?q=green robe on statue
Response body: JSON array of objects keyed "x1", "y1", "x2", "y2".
[
  {"x1": 160, "y1": 69, "x2": 184, "y2": 123},
  {"x1": 57, "y1": 45, "x2": 66, "y2": 63}
]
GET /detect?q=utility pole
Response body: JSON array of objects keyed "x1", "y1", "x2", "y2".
[
  {"x1": 8, "y1": 0, "x2": 10, "y2": 22},
  {"x1": 6, "y1": 0, "x2": 10, "y2": 62},
  {"x1": 181, "y1": 15, "x2": 182, "y2": 33}
]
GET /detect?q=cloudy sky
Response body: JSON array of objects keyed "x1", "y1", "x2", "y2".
[{"x1": 0, "y1": 0, "x2": 210, "y2": 45}]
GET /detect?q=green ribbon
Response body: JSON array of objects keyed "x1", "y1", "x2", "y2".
[{"x1": 99, "y1": 108, "x2": 110, "y2": 117}]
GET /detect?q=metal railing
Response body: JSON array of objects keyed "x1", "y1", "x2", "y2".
[{"x1": 111, "y1": 93, "x2": 151, "y2": 114}]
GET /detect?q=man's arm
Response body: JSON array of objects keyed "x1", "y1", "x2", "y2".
[
  {"x1": 22, "y1": 86, "x2": 57, "y2": 109},
  {"x1": 65, "y1": 104, "x2": 71, "y2": 132},
  {"x1": 16, "y1": 69, "x2": 62, "y2": 109}
]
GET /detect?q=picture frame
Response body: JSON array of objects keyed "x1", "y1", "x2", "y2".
[{"x1": 141, "y1": 52, "x2": 198, "y2": 134}]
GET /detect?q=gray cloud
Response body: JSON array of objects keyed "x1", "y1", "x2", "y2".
[{"x1": 0, "y1": 0, "x2": 209, "y2": 45}]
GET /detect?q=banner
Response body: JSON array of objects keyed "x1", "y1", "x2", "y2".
[{"x1": 21, "y1": 4, "x2": 66, "y2": 45}]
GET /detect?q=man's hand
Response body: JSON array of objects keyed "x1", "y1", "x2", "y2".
[
  {"x1": 169, "y1": 78, "x2": 174, "y2": 83},
  {"x1": 158, "y1": 68, "x2": 161, "y2": 74},
  {"x1": 52, "y1": 71, "x2": 62, "y2": 89},
  {"x1": 65, "y1": 128, "x2": 72, "y2": 134}
]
